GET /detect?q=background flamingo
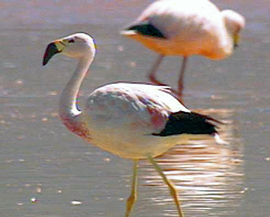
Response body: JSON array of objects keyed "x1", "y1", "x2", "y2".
[{"x1": 122, "y1": 0, "x2": 245, "y2": 99}]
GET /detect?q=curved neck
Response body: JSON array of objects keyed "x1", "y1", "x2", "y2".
[{"x1": 59, "y1": 54, "x2": 93, "y2": 119}]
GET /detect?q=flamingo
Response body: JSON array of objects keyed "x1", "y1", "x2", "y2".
[
  {"x1": 42, "y1": 32, "x2": 225, "y2": 217},
  {"x1": 121, "y1": 0, "x2": 245, "y2": 99}
]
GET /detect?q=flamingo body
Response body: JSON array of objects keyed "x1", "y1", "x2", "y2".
[
  {"x1": 123, "y1": 0, "x2": 244, "y2": 59},
  {"x1": 85, "y1": 83, "x2": 192, "y2": 159}
]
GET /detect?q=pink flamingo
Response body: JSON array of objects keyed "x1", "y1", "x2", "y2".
[
  {"x1": 43, "y1": 33, "x2": 225, "y2": 217},
  {"x1": 122, "y1": 0, "x2": 245, "y2": 99}
]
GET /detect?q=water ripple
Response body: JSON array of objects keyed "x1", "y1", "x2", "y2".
[{"x1": 140, "y1": 108, "x2": 244, "y2": 216}]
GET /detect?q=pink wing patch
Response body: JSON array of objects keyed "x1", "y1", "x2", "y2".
[
  {"x1": 137, "y1": 95, "x2": 168, "y2": 130},
  {"x1": 146, "y1": 106, "x2": 167, "y2": 129}
]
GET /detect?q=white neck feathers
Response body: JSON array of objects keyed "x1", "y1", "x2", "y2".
[{"x1": 59, "y1": 53, "x2": 94, "y2": 119}]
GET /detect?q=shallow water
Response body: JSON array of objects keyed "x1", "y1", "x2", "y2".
[{"x1": 0, "y1": 1, "x2": 269, "y2": 217}]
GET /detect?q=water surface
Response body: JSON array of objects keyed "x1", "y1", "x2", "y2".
[{"x1": 0, "y1": 1, "x2": 269, "y2": 217}]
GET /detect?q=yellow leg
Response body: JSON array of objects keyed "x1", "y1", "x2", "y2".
[
  {"x1": 125, "y1": 160, "x2": 138, "y2": 217},
  {"x1": 148, "y1": 156, "x2": 185, "y2": 217}
]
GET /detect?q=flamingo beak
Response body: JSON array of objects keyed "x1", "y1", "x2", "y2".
[
  {"x1": 43, "y1": 40, "x2": 65, "y2": 66},
  {"x1": 233, "y1": 34, "x2": 240, "y2": 49}
]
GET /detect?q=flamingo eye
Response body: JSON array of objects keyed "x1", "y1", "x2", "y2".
[{"x1": 68, "y1": 39, "x2": 75, "y2": 43}]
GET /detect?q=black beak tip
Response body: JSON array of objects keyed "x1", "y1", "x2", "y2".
[
  {"x1": 42, "y1": 58, "x2": 48, "y2": 66},
  {"x1": 42, "y1": 42, "x2": 60, "y2": 66}
]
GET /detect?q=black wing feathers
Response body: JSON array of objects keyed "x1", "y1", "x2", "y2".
[
  {"x1": 153, "y1": 111, "x2": 218, "y2": 137},
  {"x1": 126, "y1": 21, "x2": 166, "y2": 39}
]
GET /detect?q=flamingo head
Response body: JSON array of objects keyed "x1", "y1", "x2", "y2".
[
  {"x1": 43, "y1": 33, "x2": 96, "y2": 65},
  {"x1": 222, "y1": 10, "x2": 245, "y2": 48}
]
